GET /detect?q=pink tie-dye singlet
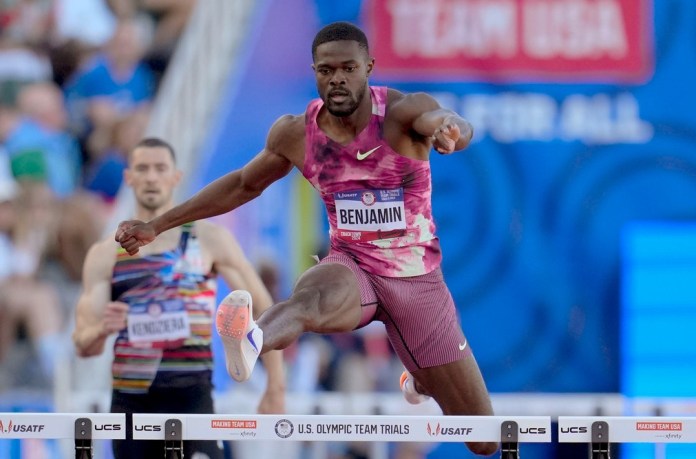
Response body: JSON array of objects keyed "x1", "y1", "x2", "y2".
[{"x1": 302, "y1": 86, "x2": 442, "y2": 277}]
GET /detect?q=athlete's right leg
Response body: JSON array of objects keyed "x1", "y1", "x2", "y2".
[
  {"x1": 217, "y1": 253, "x2": 375, "y2": 381},
  {"x1": 258, "y1": 262, "x2": 364, "y2": 351}
]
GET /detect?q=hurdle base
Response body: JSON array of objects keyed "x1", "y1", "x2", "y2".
[
  {"x1": 164, "y1": 418, "x2": 184, "y2": 459},
  {"x1": 590, "y1": 420, "x2": 610, "y2": 459},
  {"x1": 500, "y1": 420, "x2": 519, "y2": 459},
  {"x1": 74, "y1": 417, "x2": 92, "y2": 459}
]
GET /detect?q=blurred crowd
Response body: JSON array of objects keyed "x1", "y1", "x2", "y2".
[{"x1": 0, "y1": 0, "x2": 194, "y2": 390}]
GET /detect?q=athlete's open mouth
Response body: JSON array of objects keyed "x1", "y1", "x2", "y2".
[{"x1": 329, "y1": 91, "x2": 349, "y2": 103}]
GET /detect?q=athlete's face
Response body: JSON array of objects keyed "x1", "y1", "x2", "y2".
[
  {"x1": 313, "y1": 40, "x2": 373, "y2": 117},
  {"x1": 125, "y1": 146, "x2": 181, "y2": 212}
]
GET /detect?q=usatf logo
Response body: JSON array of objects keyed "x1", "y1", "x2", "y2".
[
  {"x1": 0, "y1": 420, "x2": 44, "y2": 433},
  {"x1": 427, "y1": 422, "x2": 473, "y2": 436},
  {"x1": 275, "y1": 419, "x2": 294, "y2": 438},
  {"x1": 0, "y1": 420, "x2": 13, "y2": 433},
  {"x1": 426, "y1": 423, "x2": 441, "y2": 436}
]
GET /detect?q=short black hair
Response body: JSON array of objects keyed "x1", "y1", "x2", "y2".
[
  {"x1": 130, "y1": 137, "x2": 176, "y2": 163},
  {"x1": 311, "y1": 21, "x2": 369, "y2": 60}
]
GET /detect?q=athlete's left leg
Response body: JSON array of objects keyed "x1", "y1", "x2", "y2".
[
  {"x1": 373, "y1": 269, "x2": 498, "y2": 457},
  {"x1": 412, "y1": 357, "x2": 498, "y2": 456}
]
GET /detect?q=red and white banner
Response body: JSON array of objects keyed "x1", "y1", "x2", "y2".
[{"x1": 368, "y1": 0, "x2": 653, "y2": 82}]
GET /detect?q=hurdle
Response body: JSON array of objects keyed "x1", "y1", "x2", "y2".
[
  {"x1": 558, "y1": 416, "x2": 696, "y2": 459},
  {"x1": 132, "y1": 414, "x2": 551, "y2": 458},
  {"x1": 0, "y1": 413, "x2": 125, "y2": 458},
  {"x1": 0, "y1": 413, "x2": 551, "y2": 459}
]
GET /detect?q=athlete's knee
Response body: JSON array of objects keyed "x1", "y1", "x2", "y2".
[{"x1": 466, "y1": 441, "x2": 499, "y2": 457}]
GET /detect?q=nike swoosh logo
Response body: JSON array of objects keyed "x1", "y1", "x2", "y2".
[
  {"x1": 356, "y1": 145, "x2": 381, "y2": 160},
  {"x1": 459, "y1": 341, "x2": 468, "y2": 351}
]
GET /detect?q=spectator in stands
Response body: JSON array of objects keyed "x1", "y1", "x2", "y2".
[
  {"x1": 0, "y1": 80, "x2": 58, "y2": 261},
  {"x1": 48, "y1": 0, "x2": 118, "y2": 87},
  {"x1": 0, "y1": 3, "x2": 53, "y2": 86},
  {"x1": 0, "y1": 81, "x2": 105, "y2": 280},
  {"x1": 106, "y1": 0, "x2": 196, "y2": 80},
  {"x1": 0, "y1": 0, "x2": 53, "y2": 48},
  {"x1": 83, "y1": 103, "x2": 150, "y2": 205},
  {"x1": 16, "y1": 81, "x2": 82, "y2": 198},
  {"x1": 0, "y1": 153, "x2": 64, "y2": 385},
  {"x1": 64, "y1": 17, "x2": 155, "y2": 162}
]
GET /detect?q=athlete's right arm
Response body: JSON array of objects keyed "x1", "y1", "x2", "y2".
[
  {"x1": 116, "y1": 115, "x2": 301, "y2": 255},
  {"x1": 72, "y1": 240, "x2": 128, "y2": 357}
]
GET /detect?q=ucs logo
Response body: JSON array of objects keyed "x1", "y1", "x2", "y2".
[
  {"x1": 135, "y1": 425, "x2": 162, "y2": 432},
  {"x1": 95, "y1": 424, "x2": 122, "y2": 431},
  {"x1": 520, "y1": 427, "x2": 547, "y2": 435},
  {"x1": 561, "y1": 426, "x2": 588, "y2": 434}
]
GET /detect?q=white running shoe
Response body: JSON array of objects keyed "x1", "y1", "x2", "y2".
[
  {"x1": 400, "y1": 370, "x2": 431, "y2": 405},
  {"x1": 216, "y1": 290, "x2": 263, "y2": 382}
]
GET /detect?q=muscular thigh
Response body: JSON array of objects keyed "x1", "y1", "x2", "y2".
[
  {"x1": 309, "y1": 251, "x2": 378, "y2": 332},
  {"x1": 372, "y1": 268, "x2": 468, "y2": 372}
]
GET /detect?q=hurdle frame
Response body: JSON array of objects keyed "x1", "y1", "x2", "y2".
[
  {"x1": 559, "y1": 416, "x2": 696, "y2": 459},
  {"x1": 74, "y1": 417, "x2": 93, "y2": 459},
  {"x1": 0, "y1": 413, "x2": 551, "y2": 459}
]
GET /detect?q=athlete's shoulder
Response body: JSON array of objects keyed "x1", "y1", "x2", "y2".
[
  {"x1": 386, "y1": 88, "x2": 439, "y2": 111},
  {"x1": 270, "y1": 113, "x2": 305, "y2": 133},
  {"x1": 84, "y1": 236, "x2": 119, "y2": 275},
  {"x1": 385, "y1": 87, "x2": 407, "y2": 104},
  {"x1": 267, "y1": 112, "x2": 306, "y2": 150},
  {"x1": 385, "y1": 88, "x2": 441, "y2": 123},
  {"x1": 90, "y1": 235, "x2": 120, "y2": 257},
  {"x1": 193, "y1": 220, "x2": 239, "y2": 247},
  {"x1": 192, "y1": 219, "x2": 226, "y2": 240}
]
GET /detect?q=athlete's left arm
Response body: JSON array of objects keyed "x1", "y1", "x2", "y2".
[
  {"x1": 205, "y1": 223, "x2": 286, "y2": 414},
  {"x1": 402, "y1": 92, "x2": 474, "y2": 154}
]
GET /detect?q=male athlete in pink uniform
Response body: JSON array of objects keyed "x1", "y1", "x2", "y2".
[{"x1": 116, "y1": 22, "x2": 497, "y2": 456}]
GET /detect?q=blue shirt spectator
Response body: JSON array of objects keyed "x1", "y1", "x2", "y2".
[{"x1": 4, "y1": 117, "x2": 81, "y2": 198}]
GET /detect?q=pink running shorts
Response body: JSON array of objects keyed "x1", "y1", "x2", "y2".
[{"x1": 319, "y1": 251, "x2": 472, "y2": 372}]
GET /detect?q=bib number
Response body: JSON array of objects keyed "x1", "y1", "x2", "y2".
[
  {"x1": 127, "y1": 298, "x2": 191, "y2": 345},
  {"x1": 334, "y1": 188, "x2": 406, "y2": 242}
]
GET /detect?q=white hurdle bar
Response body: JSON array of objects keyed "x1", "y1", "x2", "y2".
[
  {"x1": 0, "y1": 413, "x2": 126, "y2": 458},
  {"x1": 0, "y1": 413, "x2": 550, "y2": 459},
  {"x1": 0, "y1": 413, "x2": 125, "y2": 440},
  {"x1": 559, "y1": 416, "x2": 696, "y2": 459},
  {"x1": 0, "y1": 413, "x2": 551, "y2": 458},
  {"x1": 132, "y1": 414, "x2": 550, "y2": 459},
  {"x1": 132, "y1": 414, "x2": 550, "y2": 442}
]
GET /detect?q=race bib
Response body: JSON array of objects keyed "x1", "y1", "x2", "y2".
[
  {"x1": 334, "y1": 188, "x2": 407, "y2": 242},
  {"x1": 127, "y1": 298, "x2": 191, "y2": 344}
]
